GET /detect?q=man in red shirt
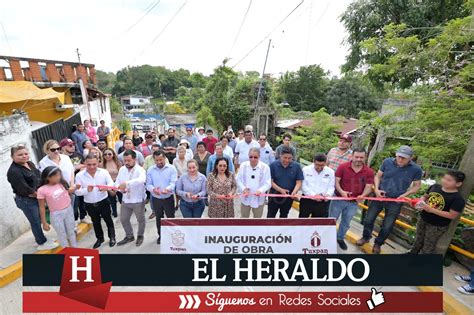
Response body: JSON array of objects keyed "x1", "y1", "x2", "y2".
[
  {"x1": 328, "y1": 148, "x2": 374, "y2": 250},
  {"x1": 202, "y1": 129, "x2": 218, "y2": 154}
]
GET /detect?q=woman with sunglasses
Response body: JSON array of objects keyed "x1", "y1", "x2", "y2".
[
  {"x1": 102, "y1": 149, "x2": 122, "y2": 217},
  {"x1": 7, "y1": 146, "x2": 59, "y2": 250},
  {"x1": 39, "y1": 140, "x2": 75, "y2": 189},
  {"x1": 207, "y1": 157, "x2": 237, "y2": 218}
]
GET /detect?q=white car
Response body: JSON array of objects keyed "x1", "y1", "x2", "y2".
[
  {"x1": 144, "y1": 118, "x2": 151, "y2": 122},
  {"x1": 133, "y1": 124, "x2": 143, "y2": 130},
  {"x1": 130, "y1": 117, "x2": 141, "y2": 122},
  {"x1": 149, "y1": 118, "x2": 156, "y2": 122}
]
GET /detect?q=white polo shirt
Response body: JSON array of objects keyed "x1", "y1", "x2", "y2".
[
  {"x1": 75, "y1": 168, "x2": 114, "y2": 203},
  {"x1": 39, "y1": 154, "x2": 75, "y2": 185},
  {"x1": 235, "y1": 140, "x2": 259, "y2": 164},
  {"x1": 114, "y1": 164, "x2": 147, "y2": 204},
  {"x1": 302, "y1": 165, "x2": 335, "y2": 197}
]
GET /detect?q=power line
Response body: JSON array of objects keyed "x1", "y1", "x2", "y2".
[
  {"x1": 123, "y1": 0, "x2": 161, "y2": 34},
  {"x1": 227, "y1": 0, "x2": 253, "y2": 57},
  {"x1": 232, "y1": 0, "x2": 304, "y2": 68},
  {"x1": 1, "y1": 22, "x2": 13, "y2": 55},
  {"x1": 129, "y1": 0, "x2": 188, "y2": 66},
  {"x1": 305, "y1": 1, "x2": 330, "y2": 65}
]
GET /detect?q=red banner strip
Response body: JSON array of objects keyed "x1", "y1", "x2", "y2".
[{"x1": 23, "y1": 291, "x2": 442, "y2": 313}]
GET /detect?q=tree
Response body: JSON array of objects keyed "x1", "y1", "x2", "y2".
[
  {"x1": 326, "y1": 75, "x2": 381, "y2": 117},
  {"x1": 175, "y1": 86, "x2": 205, "y2": 111},
  {"x1": 340, "y1": 0, "x2": 469, "y2": 73},
  {"x1": 95, "y1": 70, "x2": 116, "y2": 94},
  {"x1": 109, "y1": 97, "x2": 122, "y2": 114},
  {"x1": 196, "y1": 106, "x2": 217, "y2": 130},
  {"x1": 276, "y1": 65, "x2": 329, "y2": 112},
  {"x1": 114, "y1": 118, "x2": 131, "y2": 133},
  {"x1": 292, "y1": 108, "x2": 340, "y2": 161}
]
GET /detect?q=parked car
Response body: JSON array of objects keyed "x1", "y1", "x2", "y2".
[
  {"x1": 131, "y1": 117, "x2": 141, "y2": 122},
  {"x1": 133, "y1": 124, "x2": 143, "y2": 130}
]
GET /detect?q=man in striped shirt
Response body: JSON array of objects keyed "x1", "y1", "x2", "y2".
[{"x1": 327, "y1": 134, "x2": 353, "y2": 171}]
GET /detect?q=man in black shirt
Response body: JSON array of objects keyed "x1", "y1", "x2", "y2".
[
  {"x1": 409, "y1": 170, "x2": 466, "y2": 254},
  {"x1": 162, "y1": 128, "x2": 180, "y2": 163}
]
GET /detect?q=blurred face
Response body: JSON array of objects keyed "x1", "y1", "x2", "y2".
[
  {"x1": 85, "y1": 158, "x2": 99, "y2": 173},
  {"x1": 283, "y1": 137, "x2": 291, "y2": 146},
  {"x1": 84, "y1": 141, "x2": 92, "y2": 149},
  {"x1": 238, "y1": 131, "x2": 244, "y2": 138},
  {"x1": 249, "y1": 151, "x2": 259, "y2": 167},
  {"x1": 168, "y1": 129, "x2": 175, "y2": 138},
  {"x1": 154, "y1": 154, "x2": 166, "y2": 168},
  {"x1": 188, "y1": 162, "x2": 198, "y2": 174},
  {"x1": 124, "y1": 140, "x2": 133, "y2": 150},
  {"x1": 314, "y1": 160, "x2": 326, "y2": 172},
  {"x1": 48, "y1": 172, "x2": 62, "y2": 185},
  {"x1": 133, "y1": 130, "x2": 139, "y2": 136},
  {"x1": 64, "y1": 144, "x2": 75, "y2": 153},
  {"x1": 215, "y1": 145, "x2": 223, "y2": 156},
  {"x1": 48, "y1": 143, "x2": 61, "y2": 157},
  {"x1": 97, "y1": 141, "x2": 106, "y2": 150},
  {"x1": 103, "y1": 150, "x2": 113, "y2": 160},
  {"x1": 395, "y1": 155, "x2": 410, "y2": 167},
  {"x1": 151, "y1": 145, "x2": 160, "y2": 153},
  {"x1": 197, "y1": 144, "x2": 205, "y2": 153},
  {"x1": 351, "y1": 152, "x2": 366, "y2": 167},
  {"x1": 441, "y1": 174, "x2": 462, "y2": 190},
  {"x1": 338, "y1": 139, "x2": 350, "y2": 150},
  {"x1": 178, "y1": 148, "x2": 186, "y2": 159},
  {"x1": 258, "y1": 136, "x2": 266, "y2": 147},
  {"x1": 198, "y1": 129, "x2": 204, "y2": 134},
  {"x1": 123, "y1": 155, "x2": 136, "y2": 169},
  {"x1": 217, "y1": 160, "x2": 227, "y2": 173},
  {"x1": 12, "y1": 148, "x2": 29, "y2": 164},
  {"x1": 145, "y1": 136, "x2": 153, "y2": 144},
  {"x1": 84, "y1": 120, "x2": 90, "y2": 127},
  {"x1": 186, "y1": 128, "x2": 192, "y2": 135},
  {"x1": 207, "y1": 132, "x2": 213, "y2": 139},
  {"x1": 244, "y1": 132, "x2": 252, "y2": 142},
  {"x1": 280, "y1": 153, "x2": 292, "y2": 167},
  {"x1": 77, "y1": 124, "x2": 85, "y2": 132},
  {"x1": 100, "y1": 121, "x2": 105, "y2": 126},
  {"x1": 221, "y1": 138, "x2": 228, "y2": 146}
]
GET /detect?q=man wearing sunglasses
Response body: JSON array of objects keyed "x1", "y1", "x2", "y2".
[
  {"x1": 236, "y1": 148, "x2": 271, "y2": 218},
  {"x1": 257, "y1": 134, "x2": 275, "y2": 165}
]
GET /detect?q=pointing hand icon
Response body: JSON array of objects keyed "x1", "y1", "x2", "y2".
[{"x1": 367, "y1": 287, "x2": 385, "y2": 310}]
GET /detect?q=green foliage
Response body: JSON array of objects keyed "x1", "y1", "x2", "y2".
[
  {"x1": 196, "y1": 106, "x2": 217, "y2": 130},
  {"x1": 292, "y1": 108, "x2": 340, "y2": 161},
  {"x1": 95, "y1": 70, "x2": 116, "y2": 94},
  {"x1": 114, "y1": 118, "x2": 131, "y2": 133},
  {"x1": 175, "y1": 87, "x2": 205, "y2": 110},
  {"x1": 326, "y1": 75, "x2": 381, "y2": 117},
  {"x1": 109, "y1": 97, "x2": 122, "y2": 114},
  {"x1": 340, "y1": 0, "x2": 470, "y2": 73},
  {"x1": 164, "y1": 102, "x2": 187, "y2": 114},
  {"x1": 276, "y1": 65, "x2": 329, "y2": 112}
]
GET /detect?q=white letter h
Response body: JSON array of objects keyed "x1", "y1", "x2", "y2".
[{"x1": 69, "y1": 256, "x2": 94, "y2": 282}]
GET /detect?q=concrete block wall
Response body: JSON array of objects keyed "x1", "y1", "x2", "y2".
[{"x1": 0, "y1": 114, "x2": 36, "y2": 250}]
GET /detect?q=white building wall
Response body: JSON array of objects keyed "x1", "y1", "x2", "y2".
[
  {"x1": 77, "y1": 96, "x2": 112, "y2": 128},
  {"x1": 0, "y1": 114, "x2": 36, "y2": 250}
]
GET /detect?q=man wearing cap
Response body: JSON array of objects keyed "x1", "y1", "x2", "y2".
[
  {"x1": 138, "y1": 133, "x2": 154, "y2": 157},
  {"x1": 195, "y1": 127, "x2": 206, "y2": 142},
  {"x1": 182, "y1": 127, "x2": 198, "y2": 152},
  {"x1": 357, "y1": 145, "x2": 423, "y2": 253},
  {"x1": 327, "y1": 134, "x2": 353, "y2": 171}
]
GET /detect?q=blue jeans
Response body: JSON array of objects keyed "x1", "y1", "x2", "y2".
[
  {"x1": 14, "y1": 196, "x2": 47, "y2": 245},
  {"x1": 362, "y1": 201, "x2": 402, "y2": 245},
  {"x1": 180, "y1": 200, "x2": 205, "y2": 218},
  {"x1": 329, "y1": 200, "x2": 359, "y2": 241}
]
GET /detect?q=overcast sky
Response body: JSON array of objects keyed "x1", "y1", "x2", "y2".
[{"x1": 0, "y1": 0, "x2": 351, "y2": 76}]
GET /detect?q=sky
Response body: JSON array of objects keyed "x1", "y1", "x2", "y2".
[{"x1": 0, "y1": 0, "x2": 352, "y2": 76}]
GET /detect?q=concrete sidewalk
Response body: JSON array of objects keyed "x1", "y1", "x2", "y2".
[{"x1": 0, "y1": 201, "x2": 472, "y2": 314}]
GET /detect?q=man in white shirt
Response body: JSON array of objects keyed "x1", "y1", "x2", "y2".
[
  {"x1": 75, "y1": 154, "x2": 117, "y2": 248},
  {"x1": 118, "y1": 138, "x2": 145, "y2": 166},
  {"x1": 234, "y1": 130, "x2": 259, "y2": 168},
  {"x1": 115, "y1": 150, "x2": 147, "y2": 247},
  {"x1": 300, "y1": 153, "x2": 335, "y2": 218},
  {"x1": 236, "y1": 148, "x2": 271, "y2": 218}
]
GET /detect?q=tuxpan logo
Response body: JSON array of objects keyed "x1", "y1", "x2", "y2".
[
  {"x1": 170, "y1": 230, "x2": 186, "y2": 252},
  {"x1": 302, "y1": 230, "x2": 328, "y2": 254}
]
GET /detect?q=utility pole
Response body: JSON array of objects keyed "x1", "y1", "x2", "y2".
[
  {"x1": 436, "y1": 131, "x2": 474, "y2": 255},
  {"x1": 76, "y1": 48, "x2": 92, "y2": 120},
  {"x1": 255, "y1": 39, "x2": 272, "y2": 136}
]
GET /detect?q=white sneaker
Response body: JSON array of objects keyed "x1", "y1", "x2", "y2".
[
  {"x1": 81, "y1": 217, "x2": 92, "y2": 224},
  {"x1": 37, "y1": 241, "x2": 59, "y2": 250}
]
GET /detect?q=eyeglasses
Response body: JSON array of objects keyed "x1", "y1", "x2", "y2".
[
  {"x1": 249, "y1": 156, "x2": 259, "y2": 159},
  {"x1": 259, "y1": 138, "x2": 266, "y2": 141},
  {"x1": 217, "y1": 164, "x2": 227, "y2": 167},
  {"x1": 104, "y1": 153, "x2": 113, "y2": 156},
  {"x1": 186, "y1": 129, "x2": 192, "y2": 132},
  {"x1": 49, "y1": 147, "x2": 60, "y2": 152}
]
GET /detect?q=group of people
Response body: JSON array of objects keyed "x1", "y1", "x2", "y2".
[{"x1": 6, "y1": 122, "x2": 468, "y2": 262}]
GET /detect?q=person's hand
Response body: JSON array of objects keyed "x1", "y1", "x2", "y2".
[
  {"x1": 254, "y1": 190, "x2": 262, "y2": 196},
  {"x1": 421, "y1": 203, "x2": 434, "y2": 213},
  {"x1": 75, "y1": 184, "x2": 82, "y2": 190},
  {"x1": 279, "y1": 188, "x2": 290, "y2": 195},
  {"x1": 290, "y1": 191, "x2": 298, "y2": 199},
  {"x1": 356, "y1": 195, "x2": 365, "y2": 204},
  {"x1": 375, "y1": 189, "x2": 386, "y2": 198},
  {"x1": 242, "y1": 188, "x2": 250, "y2": 196},
  {"x1": 118, "y1": 182, "x2": 127, "y2": 191},
  {"x1": 42, "y1": 222, "x2": 50, "y2": 232},
  {"x1": 191, "y1": 194, "x2": 199, "y2": 200},
  {"x1": 186, "y1": 192, "x2": 192, "y2": 199},
  {"x1": 28, "y1": 192, "x2": 37, "y2": 198},
  {"x1": 340, "y1": 190, "x2": 352, "y2": 198},
  {"x1": 68, "y1": 186, "x2": 76, "y2": 194},
  {"x1": 153, "y1": 187, "x2": 161, "y2": 195},
  {"x1": 87, "y1": 185, "x2": 94, "y2": 192},
  {"x1": 161, "y1": 188, "x2": 170, "y2": 194}
]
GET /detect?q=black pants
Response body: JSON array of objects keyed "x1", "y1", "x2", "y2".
[
  {"x1": 151, "y1": 196, "x2": 175, "y2": 236},
  {"x1": 299, "y1": 198, "x2": 329, "y2": 218},
  {"x1": 267, "y1": 196, "x2": 294, "y2": 218},
  {"x1": 73, "y1": 195, "x2": 86, "y2": 221},
  {"x1": 84, "y1": 198, "x2": 115, "y2": 240}
]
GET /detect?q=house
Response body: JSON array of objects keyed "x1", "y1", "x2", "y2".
[
  {"x1": 0, "y1": 55, "x2": 111, "y2": 128},
  {"x1": 276, "y1": 117, "x2": 359, "y2": 137},
  {"x1": 121, "y1": 95, "x2": 153, "y2": 112}
]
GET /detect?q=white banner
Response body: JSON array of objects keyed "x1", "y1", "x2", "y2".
[{"x1": 161, "y1": 218, "x2": 337, "y2": 254}]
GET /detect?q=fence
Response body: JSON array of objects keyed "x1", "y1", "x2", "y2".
[{"x1": 31, "y1": 112, "x2": 81, "y2": 160}]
